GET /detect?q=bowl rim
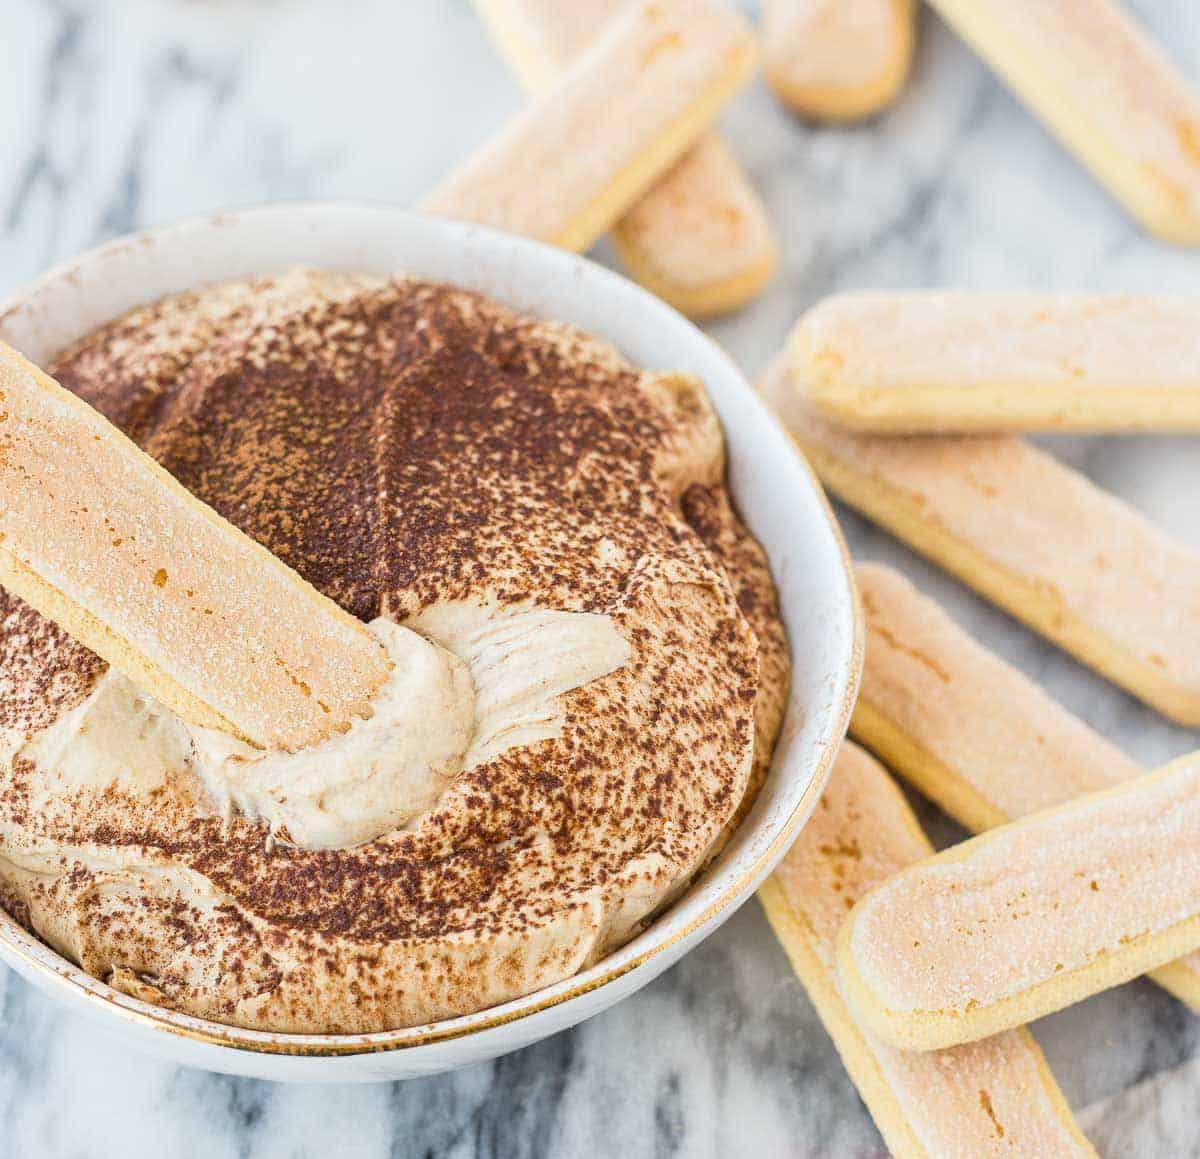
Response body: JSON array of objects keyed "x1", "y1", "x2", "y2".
[{"x1": 0, "y1": 202, "x2": 862, "y2": 1057}]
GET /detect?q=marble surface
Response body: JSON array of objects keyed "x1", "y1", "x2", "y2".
[{"x1": 3, "y1": 0, "x2": 1200, "y2": 1154}]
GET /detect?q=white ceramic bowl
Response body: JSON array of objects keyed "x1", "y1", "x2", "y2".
[{"x1": 0, "y1": 204, "x2": 860, "y2": 1081}]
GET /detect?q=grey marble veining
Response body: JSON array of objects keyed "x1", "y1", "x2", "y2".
[{"x1": 3, "y1": 0, "x2": 1200, "y2": 1155}]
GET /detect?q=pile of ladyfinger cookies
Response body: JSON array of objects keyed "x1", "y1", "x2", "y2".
[
  {"x1": 429, "y1": 0, "x2": 1200, "y2": 324},
  {"x1": 434, "y1": 1, "x2": 1200, "y2": 1152},
  {"x1": 427, "y1": 0, "x2": 922, "y2": 320},
  {"x1": 762, "y1": 316, "x2": 1200, "y2": 1154}
]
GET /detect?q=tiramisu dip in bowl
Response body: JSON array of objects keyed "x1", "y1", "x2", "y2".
[{"x1": 0, "y1": 206, "x2": 859, "y2": 1080}]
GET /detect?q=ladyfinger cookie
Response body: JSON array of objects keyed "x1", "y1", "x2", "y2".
[
  {"x1": 760, "y1": 742, "x2": 1095, "y2": 1157},
  {"x1": 853, "y1": 562, "x2": 1143, "y2": 830},
  {"x1": 763, "y1": 0, "x2": 916, "y2": 123},
  {"x1": 852, "y1": 563, "x2": 1200, "y2": 1010},
  {"x1": 759, "y1": 352, "x2": 1200, "y2": 727},
  {"x1": 838, "y1": 751, "x2": 1200, "y2": 1052},
  {"x1": 795, "y1": 292, "x2": 1200, "y2": 433},
  {"x1": 0, "y1": 342, "x2": 391, "y2": 751},
  {"x1": 424, "y1": 0, "x2": 759, "y2": 255},
  {"x1": 927, "y1": 0, "x2": 1200, "y2": 244},
  {"x1": 472, "y1": 0, "x2": 776, "y2": 316}
]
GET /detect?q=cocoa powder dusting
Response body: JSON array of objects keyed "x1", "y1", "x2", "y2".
[{"x1": 0, "y1": 271, "x2": 790, "y2": 1033}]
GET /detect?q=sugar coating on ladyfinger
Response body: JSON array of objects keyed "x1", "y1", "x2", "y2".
[
  {"x1": 763, "y1": 0, "x2": 916, "y2": 123},
  {"x1": 759, "y1": 351, "x2": 1200, "y2": 727},
  {"x1": 0, "y1": 342, "x2": 391, "y2": 752},
  {"x1": 425, "y1": 0, "x2": 759, "y2": 255},
  {"x1": 928, "y1": 0, "x2": 1200, "y2": 243},
  {"x1": 852, "y1": 563, "x2": 1200, "y2": 1013},
  {"x1": 470, "y1": 0, "x2": 774, "y2": 315},
  {"x1": 795, "y1": 293, "x2": 1200, "y2": 432},
  {"x1": 761, "y1": 743, "x2": 1095, "y2": 1157},
  {"x1": 837, "y1": 751, "x2": 1200, "y2": 1051}
]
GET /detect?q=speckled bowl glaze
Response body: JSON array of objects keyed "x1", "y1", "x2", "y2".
[{"x1": 0, "y1": 204, "x2": 861, "y2": 1081}]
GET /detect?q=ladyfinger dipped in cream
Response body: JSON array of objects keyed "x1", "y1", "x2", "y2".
[
  {"x1": 837, "y1": 751, "x2": 1200, "y2": 1052},
  {"x1": 760, "y1": 742, "x2": 1095, "y2": 1157},
  {"x1": 851, "y1": 563, "x2": 1200, "y2": 1011},
  {"x1": 794, "y1": 293, "x2": 1200, "y2": 432},
  {"x1": 759, "y1": 351, "x2": 1200, "y2": 727},
  {"x1": 927, "y1": 0, "x2": 1200, "y2": 244},
  {"x1": 0, "y1": 341, "x2": 393, "y2": 751},
  {"x1": 0, "y1": 340, "x2": 476, "y2": 849},
  {"x1": 425, "y1": 0, "x2": 759, "y2": 255},
  {"x1": 763, "y1": 0, "x2": 916, "y2": 123},
  {"x1": 472, "y1": 0, "x2": 776, "y2": 316}
]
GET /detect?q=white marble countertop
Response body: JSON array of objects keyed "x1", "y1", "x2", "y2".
[{"x1": 3, "y1": 1, "x2": 1200, "y2": 1154}]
